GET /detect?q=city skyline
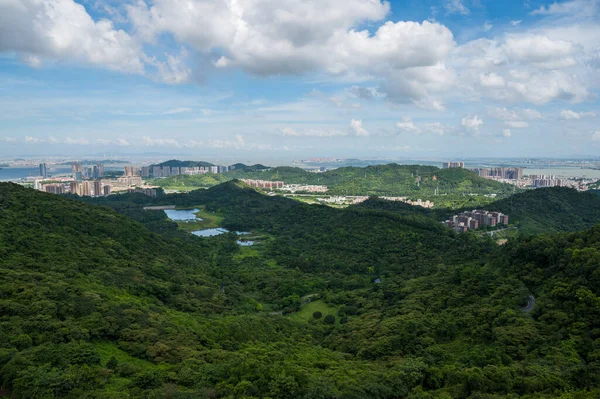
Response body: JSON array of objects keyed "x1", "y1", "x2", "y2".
[{"x1": 1, "y1": 0, "x2": 600, "y2": 158}]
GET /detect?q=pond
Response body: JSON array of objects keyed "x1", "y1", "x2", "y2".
[
  {"x1": 164, "y1": 209, "x2": 202, "y2": 222},
  {"x1": 237, "y1": 240, "x2": 255, "y2": 246},
  {"x1": 192, "y1": 228, "x2": 251, "y2": 238}
]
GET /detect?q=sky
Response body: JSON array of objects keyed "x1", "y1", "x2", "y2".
[{"x1": 0, "y1": 0, "x2": 599, "y2": 160}]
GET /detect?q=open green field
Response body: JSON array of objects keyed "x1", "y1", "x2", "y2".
[
  {"x1": 289, "y1": 300, "x2": 340, "y2": 324},
  {"x1": 173, "y1": 205, "x2": 225, "y2": 231}
]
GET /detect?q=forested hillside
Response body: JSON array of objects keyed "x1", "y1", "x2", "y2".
[
  {"x1": 486, "y1": 187, "x2": 600, "y2": 234},
  {"x1": 357, "y1": 187, "x2": 600, "y2": 235},
  {"x1": 151, "y1": 163, "x2": 515, "y2": 199},
  {"x1": 1, "y1": 182, "x2": 599, "y2": 398}
]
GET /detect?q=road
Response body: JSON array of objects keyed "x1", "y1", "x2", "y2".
[{"x1": 523, "y1": 295, "x2": 536, "y2": 313}]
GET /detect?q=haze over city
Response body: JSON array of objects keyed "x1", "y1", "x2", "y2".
[{"x1": 1, "y1": 0, "x2": 600, "y2": 159}]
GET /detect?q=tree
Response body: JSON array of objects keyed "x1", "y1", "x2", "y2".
[
  {"x1": 312, "y1": 311, "x2": 322, "y2": 319},
  {"x1": 324, "y1": 315, "x2": 336, "y2": 325},
  {"x1": 106, "y1": 356, "x2": 118, "y2": 370}
]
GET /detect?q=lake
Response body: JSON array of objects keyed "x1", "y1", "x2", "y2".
[
  {"x1": 164, "y1": 209, "x2": 202, "y2": 221},
  {"x1": 192, "y1": 228, "x2": 251, "y2": 238},
  {"x1": 524, "y1": 167, "x2": 600, "y2": 179}
]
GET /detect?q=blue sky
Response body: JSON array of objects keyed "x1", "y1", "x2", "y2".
[{"x1": 1, "y1": 0, "x2": 599, "y2": 160}]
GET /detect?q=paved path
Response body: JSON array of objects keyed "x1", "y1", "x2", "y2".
[{"x1": 523, "y1": 295, "x2": 536, "y2": 313}]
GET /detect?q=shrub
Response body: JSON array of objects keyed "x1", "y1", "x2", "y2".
[
  {"x1": 324, "y1": 315, "x2": 335, "y2": 325},
  {"x1": 312, "y1": 311, "x2": 322, "y2": 319}
]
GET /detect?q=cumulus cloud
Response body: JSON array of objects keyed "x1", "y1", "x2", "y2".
[
  {"x1": 350, "y1": 119, "x2": 370, "y2": 136},
  {"x1": 0, "y1": 0, "x2": 144, "y2": 73},
  {"x1": 396, "y1": 117, "x2": 422, "y2": 134},
  {"x1": 1, "y1": 137, "x2": 17, "y2": 143},
  {"x1": 186, "y1": 135, "x2": 246, "y2": 149},
  {"x1": 445, "y1": 0, "x2": 470, "y2": 15},
  {"x1": 423, "y1": 122, "x2": 453, "y2": 136},
  {"x1": 560, "y1": 109, "x2": 597, "y2": 120},
  {"x1": 461, "y1": 115, "x2": 483, "y2": 135},
  {"x1": 594, "y1": 130, "x2": 600, "y2": 141},
  {"x1": 502, "y1": 129, "x2": 512, "y2": 138},
  {"x1": 502, "y1": 35, "x2": 578, "y2": 69},
  {"x1": 116, "y1": 138, "x2": 131, "y2": 146}
]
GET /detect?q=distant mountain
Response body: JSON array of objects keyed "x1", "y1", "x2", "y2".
[
  {"x1": 57, "y1": 160, "x2": 131, "y2": 165},
  {"x1": 230, "y1": 163, "x2": 270, "y2": 171},
  {"x1": 153, "y1": 159, "x2": 214, "y2": 168}
]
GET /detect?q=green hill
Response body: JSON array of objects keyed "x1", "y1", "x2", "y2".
[
  {"x1": 486, "y1": 187, "x2": 600, "y2": 234},
  {"x1": 153, "y1": 164, "x2": 515, "y2": 200},
  {"x1": 153, "y1": 159, "x2": 214, "y2": 168},
  {"x1": 2, "y1": 182, "x2": 600, "y2": 398}
]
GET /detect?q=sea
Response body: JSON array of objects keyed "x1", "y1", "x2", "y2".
[{"x1": 0, "y1": 166, "x2": 70, "y2": 182}]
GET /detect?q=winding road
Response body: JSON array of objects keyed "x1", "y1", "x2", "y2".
[{"x1": 522, "y1": 295, "x2": 536, "y2": 313}]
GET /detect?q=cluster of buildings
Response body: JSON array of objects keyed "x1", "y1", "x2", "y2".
[
  {"x1": 241, "y1": 179, "x2": 284, "y2": 189},
  {"x1": 133, "y1": 165, "x2": 234, "y2": 178},
  {"x1": 279, "y1": 184, "x2": 329, "y2": 193},
  {"x1": 444, "y1": 210, "x2": 509, "y2": 233},
  {"x1": 471, "y1": 167, "x2": 524, "y2": 180},
  {"x1": 443, "y1": 162, "x2": 465, "y2": 169},
  {"x1": 380, "y1": 197, "x2": 435, "y2": 209},
  {"x1": 34, "y1": 180, "x2": 111, "y2": 197},
  {"x1": 72, "y1": 163, "x2": 104, "y2": 180},
  {"x1": 529, "y1": 175, "x2": 569, "y2": 188}
]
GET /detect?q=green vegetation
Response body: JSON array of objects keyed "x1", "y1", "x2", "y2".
[
  {"x1": 153, "y1": 159, "x2": 214, "y2": 168},
  {"x1": 289, "y1": 300, "x2": 340, "y2": 323},
  {"x1": 152, "y1": 163, "x2": 516, "y2": 201},
  {"x1": 486, "y1": 187, "x2": 600, "y2": 234},
  {"x1": 1, "y1": 181, "x2": 600, "y2": 398}
]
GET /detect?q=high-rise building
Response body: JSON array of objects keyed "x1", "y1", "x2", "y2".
[
  {"x1": 141, "y1": 166, "x2": 151, "y2": 178},
  {"x1": 93, "y1": 180, "x2": 102, "y2": 197},
  {"x1": 443, "y1": 162, "x2": 465, "y2": 169},
  {"x1": 103, "y1": 185, "x2": 112, "y2": 196},
  {"x1": 45, "y1": 184, "x2": 65, "y2": 194},
  {"x1": 39, "y1": 163, "x2": 48, "y2": 178},
  {"x1": 72, "y1": 163, "x2": 82, "y2": 175}
]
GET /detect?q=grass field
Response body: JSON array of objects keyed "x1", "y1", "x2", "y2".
[
  {"x1": 173, "y1": 206, "x2": 225, "y2": 231},
  {"x1": 289, "y1": 300, "x2": 340, "y2": 324}
]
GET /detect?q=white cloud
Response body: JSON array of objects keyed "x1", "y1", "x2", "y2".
[
  {"x1": 64, "y1": 137, "x2": 89, "y2": 145},
  {"x1": 502, "y1": 129, "x2": 512, "y2": 138},
  {"x1": 483, "y1": 22, "x2": 493, "y2": 32},
  {"x1": 423, "y1": 122, "x2": 453, "y2": 136},
  {"x1": 1, "y1": 137, "x2": 17, "y2": 143},
  {"x1": 479, "y1": 72, "x2": 505, "y2": 88},
  {"x1": 505, "y1": 121, "x2": 529, "y2": 128},
  {"x1": 96, "y1": 138, "x2": 112, "y2": 145},
  {"x1": 461, "y1": 115, "x2": 483, "y2": 135},
  {"x1": 560, "y1": 109, "x2": 597, "y2": 120},
  {"x1": 163, "y1": 107, "x2": 193, "y2": 115},
  {"x1": 350, "y1": 119, "x2": 370, "y2": 136},
  {"x1": 531, "y1": 0, "x2": 599, "y2": 17},
  {"x1": 0, "y1": 0, "x2": 144, "y2": 73},
  {"x1": 502, "y1": 35, "x2": 578, "y2": 69},
  {"x1": 489, "y1": 107, "x2": 542, "y2": 121},
  {"x1": 116, "y1": 138, "x2": 131, "y2": 146},
  {"x1": 281, "y1": 127, "x2": 346, "y2": 137},
  {"x1": 396, "y1": 117, "x2": 422, "y2": 134},
  {"x1": 593, "y1": 130, "x2": 600, "y2": 141},
  {"x1": 445, "y1": 0, "x2": 470, "y2": 15},
  {"x1": 24, "y1": 136, "x2": 43, "y2": 144},
  {"x1": 185, "y1": 135, "x2": 246, "y2": 149},
  {"x1": 510, "y1": 20, "x2": 522, "y2": 26},
  {"x1": 143, "y1": 136, "x2": 181, "y2": 146}
]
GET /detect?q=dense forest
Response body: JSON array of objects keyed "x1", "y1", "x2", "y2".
[
  {"x1": 1, "y1": 182, "x2": 600, "y2": 398},
  {"x1": 150, "y1": 163, "x2": 515, "y2": 199},
  {"x1": 357, "y1": 187, "x2": 600, "y2": 236}
]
